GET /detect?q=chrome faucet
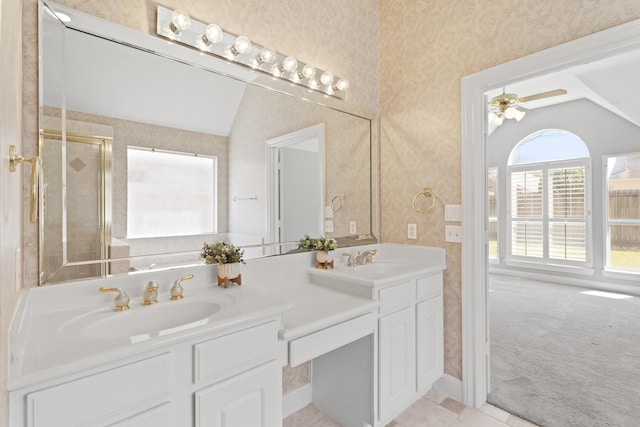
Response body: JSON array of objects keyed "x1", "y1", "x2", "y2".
[
  {"x1": 99, "y1": 287, "x2": 130, "y2": 311},
  {"x1": 142, "y1": 281, "x2": 159, "y2": 305},
  {"x1": 355, "y1": 249, "x2": 377, "y2": 265},
  {"x1": 170, "y1": 274, "x2": 193, "y2": 301}
]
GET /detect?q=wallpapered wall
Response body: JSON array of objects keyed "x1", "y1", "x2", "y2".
[
  {"x1": 379, "y1": 0, "x2": 640, "y2": 379},
  {"x1": 14, "y1": 2, "x2": 640, "y2": 421}
]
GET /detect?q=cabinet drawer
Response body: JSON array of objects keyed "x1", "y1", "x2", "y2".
[
  {"x1": 289, "y1": 312, "x2": 376, "y2": 367},
  {"x1": 378, "y1": 281, "x2": 414, "y2": 314},
  {"x1": 416, "y1": 272, "x2": 442, "y2": 301},
  {"x1": 26, "y1": 353, "x2": 171, "y2": 427},
  {"x1": 194, "y1": 321, "x2": 279, "y2": 384}
]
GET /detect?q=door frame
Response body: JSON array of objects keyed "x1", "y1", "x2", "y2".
[{"x1": 461, "y1": 19, "x2": 640, "y2": 407}]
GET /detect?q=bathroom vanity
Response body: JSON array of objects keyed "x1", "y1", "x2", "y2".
[{"x1": 8, "y1": 244, "x2": 445, "y2": 427}]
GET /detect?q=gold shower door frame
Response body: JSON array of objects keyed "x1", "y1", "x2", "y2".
[{"x1": 39, "y1": 129, "x2": 113, "y2": 285}]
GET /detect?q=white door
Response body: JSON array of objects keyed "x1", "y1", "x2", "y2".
[
  {"x1": 416, "y1": 296, "x2": 444, "y2": 392},
  {"x1": 379, "y1": 307, "x2": 416, "y2": 422},
  {"x1": 195, "y1": 361, "x2": 281, "y2": 427}
]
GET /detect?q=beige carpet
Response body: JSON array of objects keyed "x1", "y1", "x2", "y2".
[{"x1": 488, "y1": 276, "x2": 640, "y2": 427}]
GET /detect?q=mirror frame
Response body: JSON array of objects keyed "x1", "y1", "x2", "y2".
[{"x1": 37, "y1": 0, "x2": 380, "y2": 284}]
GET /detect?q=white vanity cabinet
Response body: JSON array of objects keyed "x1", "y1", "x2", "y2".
[
  {"x1": 376, "y1": 272, "x2": 444, "y2": 425},
  {"x1": 10, "y1": 319, "x2": 283, "y2": 427}
]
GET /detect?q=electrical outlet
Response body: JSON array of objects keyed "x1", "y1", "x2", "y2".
[
  {"x1": 349, "y1": 221, "x2": 357, "y2": 234},
  {"x1": 445, "y1": 225, "x2": 462, "y2": 243},
  {"x1": 445, "y1": 204, "x2": 462, "y2": 222},
  {"x1": 408, "y1": 223, "x2": 417, "y2": 239},
  {"x1": 325, "y1": 220, "x2": 334, "y2": 232}
]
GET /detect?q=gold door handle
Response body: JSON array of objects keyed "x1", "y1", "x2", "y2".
[{"x1": 9, "y1": 145, "x2": 41, "y2": 223}]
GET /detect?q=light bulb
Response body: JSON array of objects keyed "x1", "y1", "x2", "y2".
[
  {"x1": 257, "y1": 47, "x2": 276, "y2": 64},
  {"x1": 320, "y1": 71, "x2": 333, "y2": 86},
  {"x1": 334, "y1": 78, "x2": 349, "y2": 91},
  {"x1": 234, "y1": 36, "x2": 252, "y2": 54},
  {"x1": 202, "y1": 24, "x2": 223, "y2": 45},
  {"x1": 290, "y1": 72, "x2": 301, "y2": 83},
  {"x1": 504, "y1": 107, "x2": 517, "y2": 119},
  {"x1": 170, "y1": 10, "x2": 191, "y2": 34},
  {"x1": 514, "y1": 108, "x2": 526, "y2": 121},
  {"x1": 302, "y1": 65, "x2": 316, "y2": 79},
  {"x1": 307, "y1": 79, "x2": 319, "y2": 90},
  {"x1": 282, "y1": 56, "x2": 298, "y2": 73}
]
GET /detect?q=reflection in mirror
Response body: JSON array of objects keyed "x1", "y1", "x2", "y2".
[{"x1": 38, "y1": 1, "x2": 375, "y2": 284}]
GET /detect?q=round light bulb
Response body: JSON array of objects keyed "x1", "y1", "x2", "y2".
[
  {"x1": 259, "y1": 47, "x2": 276, "y2": 64},
  {"x1": 307, "y1": 79, "x2": 319, "y2": 90},
  {"x1": 320, "y1": 71, "x2": 333, "y2": 86},
  {"x1": 234, "y1": 36, "x2": 252, "y2": 54},
  {"x1": 334, "y1": 78, "x2": 349, "y2": 91},
  {"x1": 282, "y1": 56, "x2": 298, "y2": 73},
  {"x1": 302, "y1": 65, "x2": 316, "y2": 79},
  {"x1": 504, "y1": 107, "x2": 517, "y2": 119},
  {"x1": 170, "y1": 10, "x2": 191, "y2": 32},
  {"x1": 204, "y1": 24, "x2": 223, "y2": 44}
]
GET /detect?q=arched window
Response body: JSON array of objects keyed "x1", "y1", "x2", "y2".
[{"x1": 507, "y1": 129, "x2": 591, "y2": 267}]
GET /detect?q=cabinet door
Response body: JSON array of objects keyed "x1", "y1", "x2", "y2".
[
  {"x1": 108, "y1": 403, "x2": 172, "y2": 427},
  {"x1": 379, "y1": 306, "x2": 416, "y2": 422},
  {"x1": 195, "y1": 360, "x2": 281, "y2": 427},
  {"x1": 416, "y1": 295, "x2": 444, "y2": 392}
]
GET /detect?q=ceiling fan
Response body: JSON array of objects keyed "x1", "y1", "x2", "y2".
[{"x1": 489, "y1": 88, "x2": 567, "y2": 125}]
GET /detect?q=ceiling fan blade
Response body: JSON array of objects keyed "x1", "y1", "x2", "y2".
[{"x1": 518, "y1": 89, "x2": 567, "y2": 103}]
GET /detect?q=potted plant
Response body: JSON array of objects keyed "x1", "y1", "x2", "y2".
[
  {"x1": 201, "y1": 241, "x2": 245, "y2": 287},
  {"x1": 298, "y1": 235, "x2": 338, "y2": 268}
]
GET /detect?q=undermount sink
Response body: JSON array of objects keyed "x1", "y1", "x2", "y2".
[{"x1": 59, "y1": 294, "x2": 235, "y2": 342}]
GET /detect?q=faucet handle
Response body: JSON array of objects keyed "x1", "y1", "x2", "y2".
[
  {"x1": 99, "y1": 287, "x2": 130, "y2": 311},
  {"x1": 171, "y1": 274, "x2": 193, "y2": 301}
]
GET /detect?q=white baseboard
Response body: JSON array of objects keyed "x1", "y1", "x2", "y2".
[
  {"x1": 282, "y1": 383, "x2": 312, "y2": 418},
  {"x1": 433, "y1": 374, "x2": 463, "y2": 403}
]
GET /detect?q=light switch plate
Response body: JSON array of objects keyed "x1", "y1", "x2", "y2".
[
  {"x1": 349, "y1": 221, "x2": 357, "y2": 234},
  {"x1": 445, "y1": 204, "x2": 462, "y2": 222},
  {"x1": 408, "y1": 223, "x2": 417, "y2": 239},
  {"x1": 325, "y1": 220, "x2": 334, "y2": 232},
  {"x1": 445, "y1": 225, "x2": 462, "y2": 243},
  {"x1": 325, "y1": 206, "x2": 333, "y2": 219}
]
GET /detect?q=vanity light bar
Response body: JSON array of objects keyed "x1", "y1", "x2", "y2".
[{"x1": 156, "y1": 6, "x2": 349, "y2": 100}]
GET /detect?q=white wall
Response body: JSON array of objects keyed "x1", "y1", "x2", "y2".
[{"x1": 488, "y1": 99, "x2": 640, "y2": 289}]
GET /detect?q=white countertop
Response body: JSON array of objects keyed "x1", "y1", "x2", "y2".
[
  {"x1": 9, "y1": 284, "x2": 293, "y2": 391},
  {"x1": 268, "y1": 284, "x2": 379, "y2": 340}
]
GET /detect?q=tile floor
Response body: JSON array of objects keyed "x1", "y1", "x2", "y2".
[{"x1": 283, "y1": 389, "x2": 539, "y2": 427}]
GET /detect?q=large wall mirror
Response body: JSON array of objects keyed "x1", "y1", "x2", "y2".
[{"x1": 38, "y1": 0, "x2": 377, "y2": 284}]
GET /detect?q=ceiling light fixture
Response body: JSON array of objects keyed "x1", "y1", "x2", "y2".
[{"x1": 156, "y1": 5, "x2": 348, "y2": 100}]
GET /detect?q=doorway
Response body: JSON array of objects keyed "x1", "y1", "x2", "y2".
[
  {"x1": 266, "y1": 123, "x2": 325, "y2": 249},
  {"x1": 461, "y1": 18, "x2": 640, "y2": 408}
]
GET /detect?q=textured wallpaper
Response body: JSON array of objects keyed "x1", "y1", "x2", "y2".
[
  {"x1": 20, "y1": 0, "x2": 640, "y2": 403},
  {"x1": 380, "y1": 0, "x2": 640, "y2": 380}
]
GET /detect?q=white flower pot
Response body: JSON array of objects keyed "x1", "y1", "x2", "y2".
[{"x1": 218, "y1": 262, "x2": 241, "y2": 280}]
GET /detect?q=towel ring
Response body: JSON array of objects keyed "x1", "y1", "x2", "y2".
[
  {"x1": 412, "y1": 188, "x2": 436, "y2": 213},
  {"x1": 330, "y1": 193, "x2": 345, "y2": 213}
]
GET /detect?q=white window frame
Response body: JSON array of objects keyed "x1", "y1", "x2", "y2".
[
  {"x1": 603, "y1": 152, "x2": 640, "y2": 275},
  {"x1": 487, "y1": 166, "x2": 499, "y2": 263},
  {"x1": 507, "y1": 158, "x2": 592, "y2": 268}
]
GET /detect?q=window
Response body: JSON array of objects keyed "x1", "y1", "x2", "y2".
[
  {"x1": 605, "y1": 153, "x2": 640, "y2": 273},
  {"x1": 127, "y1": 147, "x2": 217, "y2": 238},
  {"x1": 507, "y1": 130, "x2": 591, "y2": 267},
  {"x1": 488, "y1": 167, "x2": 499, "y2": 260}
]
